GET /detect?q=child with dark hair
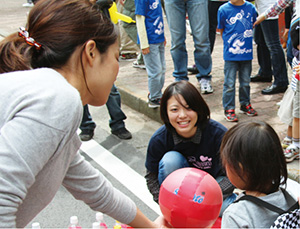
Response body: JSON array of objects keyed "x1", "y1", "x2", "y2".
[
  {"x1": 145, "y1": 80, "x2": 236, "y2": 216},
  {"x1": 220, "y1": 121, "x2": 297, "y2": 228},
  {"x1": 278, "y1": 20, "x2": 300, "y2": 162}
]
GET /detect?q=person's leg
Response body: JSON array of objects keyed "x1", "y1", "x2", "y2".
[
  {"x1": 164, "y1": 0, "x2": 189, "y2": 81},
  {"x1": 251, "y1": 24, "x2": 273, "y2": 82},
  {"x1": 260, "y1": 19, "x2": 288, "y2": 87},
  {"x1": 143, "y1": 43, "x2": 165, "y2": 103},
  {"x1": 208, "y1": 1, "x2": 226, "y2": 53},
  {"x1": 223, "y1": 61, "x2": 237, "y2": 111},
  {"x1": 158, "y1": 151, "x2": 190, "y2": 185},
  {"x1": 238, "y1": 60, "x2": 257, "y2": 116},
  {"x1": 106, "y1": 85, "x2": 132, "y2": 140},
  {"x1": 187, "y1": 0, "x2": 212, "y2": 80},
  {"x1": 79, "y1": 105, "x2": 96, "y2": 141},
  {"x1": 223, "y1": 61, "x2": 238, "y2": 122},
  {"x1": 284, "y1": 89, "x2": 300, "y2": 161},
  {"x1": 238, "y1": 60, "x2": 251, "y2": 107}
]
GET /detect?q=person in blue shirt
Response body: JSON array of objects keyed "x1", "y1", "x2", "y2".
[
  {"x1": 135, "y1": 0, "x2": 166, "y2": 108},
  {"x1": 145, "y1": 80, "x2": 236, "y2": 216},
  {"x1": 218, "y1": 0, "x2": 258, "y2": 122}
]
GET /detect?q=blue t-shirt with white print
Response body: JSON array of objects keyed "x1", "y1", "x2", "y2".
[
  {"x1": 135, "y1": 0, "x2": 164, "y2": 44},
  {"x1": 217, "y1": 1, "x2": 257, "y2": 61}
]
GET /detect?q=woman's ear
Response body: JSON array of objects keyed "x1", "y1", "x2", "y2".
[{"x1": 84, "y1": 40, "x2": 98, "y2": 66}]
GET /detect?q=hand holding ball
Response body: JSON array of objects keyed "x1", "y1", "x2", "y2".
[{"x1": 159, "y1": 168, "x2": 223, "y2": 228}]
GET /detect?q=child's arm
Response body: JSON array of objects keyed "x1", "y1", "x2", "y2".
[
  {"x1": 136, "y1": 15, "x2": 150, "y2": 55},
  {"x1": 294, "y1": 64, "x2": 300, "y2": 80},
  {"x1": 219, "y1": 28, "x2": 224, "y2": 37}
]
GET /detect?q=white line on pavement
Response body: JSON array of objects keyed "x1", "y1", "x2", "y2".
[{"x1": 80, "y1": 139, "x2": 162, "y2": 215}]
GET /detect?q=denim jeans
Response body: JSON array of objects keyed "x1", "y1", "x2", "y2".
[
  {"x1": 143, "y1": 42, "x2": 166, "y2": 101},
  {"x1": 80, "y1": 84, "x2": 126, "y2": 133},
  {"x1": 254, "y1": 19, "x2": 289, "y2": 87},
  {"x1": 208, "y1": 0, "x2": 227, "y2": 53},
  {"x1": 164, "y1": 0, "x2": 212, "y2": 81},
  {"x1": 158, "y1": 151, "x2": 236, "y2": 216},
  {"x1": 223, "y1": 60, "x2": 251, "y2": 110}
]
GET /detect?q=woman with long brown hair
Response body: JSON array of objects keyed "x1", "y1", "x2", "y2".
[{"x1": 0, "y1": 0, "x2": 167, "y2": 227}]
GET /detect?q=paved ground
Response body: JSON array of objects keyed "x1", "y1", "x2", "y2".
[{"x1": 0, "y1": 0, "x2": 298, "y2": 180}]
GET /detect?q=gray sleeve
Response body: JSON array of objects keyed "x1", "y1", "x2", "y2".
[
  {"x1": 63, "y1": 153, "x2": 137, "y2": 224},
  {"x1": 145, "y1": 170, "x2": 160, "y2": 203}
]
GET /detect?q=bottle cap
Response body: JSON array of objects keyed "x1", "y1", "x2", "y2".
[
  {"x1": 92, "y1": 222, "x2": 100, "y2": 229},
  {"x1": 96, "y1": 212, "x2": 104, "y2": 222},
  {"x1": 70, "y1": 216, "x2": 78, "y2": 225},
  {"x1": 32, "y1": 222, "x2": 41, "y2": 229}
]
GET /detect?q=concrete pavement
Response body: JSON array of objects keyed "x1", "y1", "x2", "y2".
[{"x1": 0, "y1": 0, "x2": 299, "y2": 182}]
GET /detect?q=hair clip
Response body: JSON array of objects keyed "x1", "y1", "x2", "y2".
[{"x1": 18, "y1": 27, "x2": 41, "y2": 50}]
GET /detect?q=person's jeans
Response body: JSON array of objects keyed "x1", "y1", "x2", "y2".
[
  {"x1": 164, "y1": 0, "x2": 212, "y2": 81},
  {"x1": 223, "y1": 60, "x2": 251, "y2": 110},
  {"x1": 158, "y1": 151, "x2": 236, "y2": 216},
  {"x1": 254, "y1": 19, "x2": 289, "y2": 86},
  {"x1": 80, "y1": 105, "x2": 96, "y2": 134},
  {"x1": 106, "y1": 84, "x2": 127, "y2": 132},
  {"x1": 208, "y1": 0, "x2": 226, "y2": 53},
  {"x1": 80, "y1": 85, "x2": 126, "y2": 133},
  {"x1": 143, "y1": 42, "x2": 166, "y2": 101}
]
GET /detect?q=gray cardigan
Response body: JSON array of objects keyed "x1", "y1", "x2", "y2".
[{"x1": 0, "y1": 68, "x2": 136, "y2": 227}]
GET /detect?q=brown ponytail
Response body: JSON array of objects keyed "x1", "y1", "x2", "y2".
[
  {"x1": 0, "y1": 33, "x2": 32, "y2": 73},
  {"x1": 0, "y1": 0, "x2": 117, "y2": 72}
]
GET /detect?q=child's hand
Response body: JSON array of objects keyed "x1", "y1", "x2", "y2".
[
  {"x1": 253, "y1": 15, "x2": 266, "y2": 28},
  {"x1": 164, "y1": 37, "x2": 167, "y2": 47},
  {"x1": 142, "y1": 47, "x2": 150, "y2": 55}
]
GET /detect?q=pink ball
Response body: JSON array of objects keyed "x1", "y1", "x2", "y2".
[{"x1": 159, "y1": 168, "x2": 223, "y2": 228}]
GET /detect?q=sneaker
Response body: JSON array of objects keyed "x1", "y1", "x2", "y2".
[
  {"x1": 284, "y1": 145, "x2": 300, "y2": 162},
  {"x1": 111, "y1": 127, "x2": 132, "y2": 140},
  {"x1": 199, "y1": 78, "x2": 213, "y2": 94},
  {"x1": 148, "y1": 98, "x2": 161, "y2": 108},
  {"x1": 79, "y1": 131, "x2": 94, "y2": 141},
  {"x1": 120, "y1": 53, "x2": 137, "y2": 61},
  {"x1": 282, "y1": 137, "x2": 292, "y2": 149},
  {"x1": 132, "y1": 60, "x2": 146, "y2": 69},
  {"x1": 224, "y1": 109, "x2": 238, "y2": 122},
  {"x1": 22, "y1": 2, "x2": 34, "y2": 7},
  {"x1": 240, "y1": 104, "x2": 258, "y2": 116}
]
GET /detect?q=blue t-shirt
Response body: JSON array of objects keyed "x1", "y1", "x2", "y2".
[
  {"x1": 135, "y1": 0, "x2": 165, "y2": 44},
  {"x1": 145, "y1": 119, "x2": 227, "y2": 178},
  {"x1": 217, "y1": 1, "x2": 257, "y2": 61}
]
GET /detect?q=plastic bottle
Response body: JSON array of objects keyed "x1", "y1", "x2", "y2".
[
  {"x1": 31, "y1": 222, "x2": 41, "y2": 229},
  {"x1": 68, "y1": 216, "x2": 82, "y2": 229},
  {"x1": 95, "y1": 212, "x2": 108, "y2": 229}
]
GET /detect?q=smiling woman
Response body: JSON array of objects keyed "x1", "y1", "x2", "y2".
[{"x1": 145, "y1": 80, "x2": 237, "y2": 217}]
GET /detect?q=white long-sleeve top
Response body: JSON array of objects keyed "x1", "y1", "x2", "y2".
[{"x1": 0, "y1": 68, "x2": 136, "y2": 227}]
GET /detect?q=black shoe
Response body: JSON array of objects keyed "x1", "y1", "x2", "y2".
[
  {"x1": 79, "y1": 131, "x2": 94, "y2": 141},
  {"x1": 261, "y1": 84, "x2": 287, "y2": 95},
  {"x1": 111, "y1": 127, "x2": 132, "y2": 140},
  {"x1": 187, "y1": 65, "x2": 199, "y2": 74},
  {"x1": 250, "y1": 74, "x2": 272, "y2": 82}
]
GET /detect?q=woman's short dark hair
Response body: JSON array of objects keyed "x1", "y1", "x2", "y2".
[
  {"x1": 160, "y1": 81, "x2": 210, "y2": 132},
  {"x1": 220, "y1": 121, "x2": 287, "y2": 194},
  {"x1": 0, "y1": 0, "x2": 117, "y2": 71}
]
